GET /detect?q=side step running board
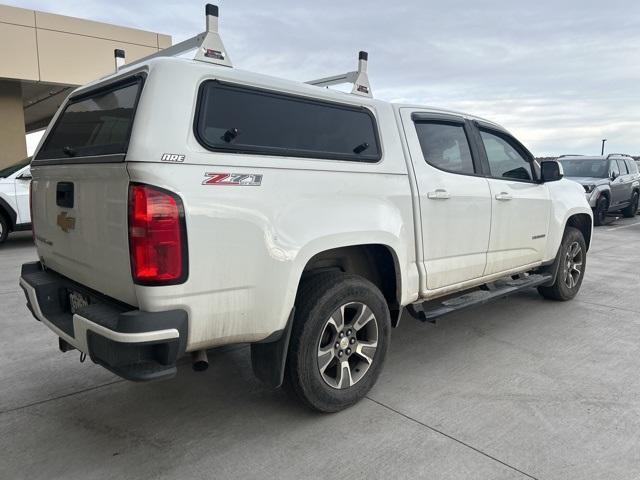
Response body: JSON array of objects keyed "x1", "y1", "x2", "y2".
[{"x1": 407, "y1": 273, "x2": 553, "y2": 323}]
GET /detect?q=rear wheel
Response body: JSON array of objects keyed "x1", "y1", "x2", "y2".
[
  {"x1": 284, "y1": 272, "x2": 390, "y2": 412},
  {"x1": 0, "y1": 215, "x2": 9, "y2": 244},
  {"x1": 593, "y1": 196, "x2": 608, "y2": 226},
  {"x1": 622, "y1": 191, "x2": 639, "y2": 218},
  {"x1": 537, "y1": 227, "x2": 587, "y2": 301}
]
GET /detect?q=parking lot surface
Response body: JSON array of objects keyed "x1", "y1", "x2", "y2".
[{"x1": 2, "y1": 217, "x2": 640, "y2": 480}]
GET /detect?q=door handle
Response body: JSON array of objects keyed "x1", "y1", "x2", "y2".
[
  {"x1": 495, "y1": 192, "x2": 513, "y2": 201},
  {"x1": 427, "y1": 189, "x2": 451, "y2": 200}
]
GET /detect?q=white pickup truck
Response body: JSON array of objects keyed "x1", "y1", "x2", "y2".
[{"x1": 20, "y1": 5, "x2": 592, "y2": 412}]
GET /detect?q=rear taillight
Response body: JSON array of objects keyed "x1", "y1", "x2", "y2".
[{"x1": 128, "y1": 183, "x2": 188, "y2": 285}]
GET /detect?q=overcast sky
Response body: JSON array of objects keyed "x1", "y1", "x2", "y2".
[{"x1": 8, "y1": 0, "x2": 640, "y2": 156}]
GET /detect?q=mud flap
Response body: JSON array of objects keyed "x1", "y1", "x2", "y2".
[{"x1": 250, "y1": 308, "x2": 295, "y2": 388}]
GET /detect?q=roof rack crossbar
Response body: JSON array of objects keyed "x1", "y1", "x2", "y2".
[
  {"x1": 306, "y1": 51, "x2": 372, "y2": 98},
  {"x1": 607, "y1": 153, "x2": 633, "y2": 159},
  {"x1": 122, "y1": 4, "x2": 232, "y2": 70}
]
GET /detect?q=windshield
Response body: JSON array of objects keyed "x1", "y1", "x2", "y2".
[
  {"x1": 559, "y1": 159, "x2": 608, "y2": 178},
  {"x1": 0, "y1": 157, "x2": 30, "y2": 178}
]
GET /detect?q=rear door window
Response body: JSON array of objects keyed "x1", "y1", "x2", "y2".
[
  {"x1": 35, "y1": 76, "x2": 144, "y2": 162},
  {"x1": 195, "y1": 81, "x2": 381, "y2": 162}
]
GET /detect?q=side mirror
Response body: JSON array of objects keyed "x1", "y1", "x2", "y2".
[
  {"x1": 540, "y1": 160, "x2": 563, "y2": 183},
  {"x1": 610, "y1": 171, "x2": 619, "y2": 181},
  {"x1": 17, "y1": 172, "x2": 32, "y2": 181}
]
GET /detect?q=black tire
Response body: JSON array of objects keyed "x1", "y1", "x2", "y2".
[
  {"x1": 284, "y1": 272, "x2": 391, "y2": 413},
  {"x1": 537, "y1": 226, "x2": 587, "y2": 301},
  {"x1": 0, "y1": 215, "x2": 9, "y2": 244},
  {"x1": 593, "y1": 196, "x2": 608, "y2": 226},
  {"x1": 622, "y1": 191, "x2": 639, "y2": 218}
]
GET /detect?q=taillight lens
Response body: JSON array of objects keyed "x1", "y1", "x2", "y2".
[{"x1": 128, "y1": 183, "x2": 188, "y2": 285}]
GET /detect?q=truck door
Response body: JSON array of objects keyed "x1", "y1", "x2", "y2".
[
  {"x1": 401, "y1": 110, "x2": 491, "y2": 290},
  {"x1": 608, "y1": 160, "x2": 625, "y2": 207},
  {"x1": 615, "y1": 159, "x2": 632, "y2": 205},
  {"x1": 475, "y1": 125, "x2": 551, "y2": 275}
]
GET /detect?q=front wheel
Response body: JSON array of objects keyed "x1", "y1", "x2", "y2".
[
  {"x1": 593, "y1": 196, "x2": 608, "y2": 226},
  {"x1": 538, "y1": 226, "x2": 587, "y2": 301},
  {"x1": 284, "y1": 272, "x2": 391, "y2": 412},
  {"x1": 622, "y1": 191, "x2": 639, "y2": 218}
]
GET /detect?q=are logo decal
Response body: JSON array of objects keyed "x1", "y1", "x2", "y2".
[
  {"x1": 161, "y1": 153, "x2": 186, "y2": 163},
  {"x1": 203, "y1": 173, "x2": 263, "y2": 186}
]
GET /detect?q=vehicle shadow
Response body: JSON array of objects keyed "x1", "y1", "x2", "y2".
[{"x1": 2, "y1": 231, "x2": 34, "y2": 249}]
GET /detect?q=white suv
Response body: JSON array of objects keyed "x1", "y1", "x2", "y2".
[
  {"x1": 0, "y1": 157, "x2": 32, "y2": 244},
  {"x1": 20, "y1": 5, "x2": 592, "y2": 412}
]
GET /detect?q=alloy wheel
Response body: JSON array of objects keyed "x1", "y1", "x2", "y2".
[
  {"x1": 564, "y1": 241, "x2": 583, "y2": 289},
  {"x1": 317, "y1": 302, "x2": 379, "y2": 389}
]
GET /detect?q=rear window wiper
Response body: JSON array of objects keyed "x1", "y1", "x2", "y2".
[{"x1": 62, "y1": 146, "x2": 77, "y2": 157}]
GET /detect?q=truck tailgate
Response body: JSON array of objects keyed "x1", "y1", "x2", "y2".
[{"x1": 32, "y1": 163, "x2": 137, "y2": 306}]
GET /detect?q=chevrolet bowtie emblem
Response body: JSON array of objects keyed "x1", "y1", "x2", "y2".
[{"x1": 56, "y1": 212, "x2": 76, "y2": 233}]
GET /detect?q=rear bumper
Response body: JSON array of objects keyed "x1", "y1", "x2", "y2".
[{"x1": 19, "y1": 261, "x2": 188, "y2": 381}]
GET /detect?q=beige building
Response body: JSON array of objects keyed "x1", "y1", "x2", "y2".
[{"x1": 0, "y1": 3, "x2": 171, "y2": 168}]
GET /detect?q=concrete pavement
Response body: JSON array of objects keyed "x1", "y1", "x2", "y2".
[{"x1": 1, "y1": 217, "x2": 640, "y2": 479}]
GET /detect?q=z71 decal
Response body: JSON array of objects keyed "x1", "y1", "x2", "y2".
[{"x1": 202, "y1": 173, "x2": 263, "y2": 186}]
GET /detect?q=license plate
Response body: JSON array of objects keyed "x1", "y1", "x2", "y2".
[{"x1": 69, "y1": 291, "x2": 89, "y2": 314}]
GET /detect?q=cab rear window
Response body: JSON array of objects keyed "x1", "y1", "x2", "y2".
[
  {"x1": 35, "y1": 76, "x2": 144, "y2": 163},
  {"x1": 195, "y1": 81, "x2": 381, "y2": 162}
]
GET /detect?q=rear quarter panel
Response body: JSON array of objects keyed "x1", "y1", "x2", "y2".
[{"x1": 127, "y1": 161, "x2": 417, "y2": 351}]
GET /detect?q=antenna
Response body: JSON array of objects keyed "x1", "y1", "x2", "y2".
[
  {"x1": 114, "y1": 49, "x2": 125, "y2": 71},
  {"x1": 125, "y1": 4, "x2": 232, "y2": 69},
  {"x1": 306, "y1": 51, "x2": 373, "y2": 98}
]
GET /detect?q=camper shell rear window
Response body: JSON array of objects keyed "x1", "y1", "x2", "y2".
[{"x1": 34, "y1": 75, "x2": 145, "y2": 164}]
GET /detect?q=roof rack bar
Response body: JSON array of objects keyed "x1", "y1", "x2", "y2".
[
  {"x1": 124, "y1": 4, "x2": 232, "y2": 70},
  {"x1": 607, "y1": 153, "x2": 633, "y2": 159},
  {"x1": 557, "y1": 154, "x2": 584, "y2": 158},
  {"x1": 114, "y1": 49, "x2": 125, "y2": 71},
  {"x1": 307, "y1": 51, "x2": 372, "y2": 98}
]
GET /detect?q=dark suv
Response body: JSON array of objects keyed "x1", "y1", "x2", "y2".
[{"x1": 558, "y1": 154, "x2": 640, "y2": 226}]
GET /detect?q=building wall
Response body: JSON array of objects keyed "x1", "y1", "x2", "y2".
[
  {"x1": 0, "y1": 80, "x2": 27, "y2": 166},
  {"x1": 0, "y1": 4, "x2": 172, "y2": 86}
]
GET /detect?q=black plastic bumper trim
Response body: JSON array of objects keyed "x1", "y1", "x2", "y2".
[{"x1": 20, "y1": 261, "x2": 188, "y2": 381}]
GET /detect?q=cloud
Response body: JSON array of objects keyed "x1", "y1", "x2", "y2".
[{"x1": 6, "y1": 0, "x2": 640, "y2": 155}]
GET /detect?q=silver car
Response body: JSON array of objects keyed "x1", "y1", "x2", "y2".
[{"x1": 558, "y1": 154, "x2": 640, "y2": 226}]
